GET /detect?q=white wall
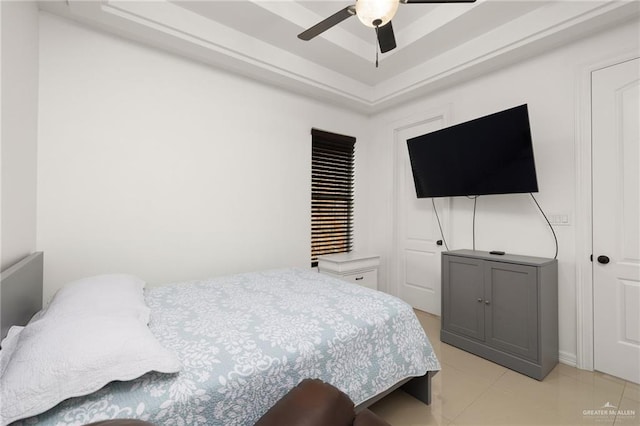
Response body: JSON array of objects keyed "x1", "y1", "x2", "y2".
[
  {"x1": 37, "y1": 13, "x2": 370, "y2": 302},
  {"x1": 32, "y1": 8, "x2": 640, "y2": 365},
  {"x1": 1, "y1": 1, "x2": 39, "y2": 270},
  {"x1": 366, "y1": 19, "x2": 640, "y2": 365}
]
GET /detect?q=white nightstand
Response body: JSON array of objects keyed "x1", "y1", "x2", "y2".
[{"x1": 317, "y1": 252, "x2": 380, "y2": 291}]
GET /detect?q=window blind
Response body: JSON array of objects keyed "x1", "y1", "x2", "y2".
[{"x1": 311, "y1": 129, "x2": 355, "y2": 267}]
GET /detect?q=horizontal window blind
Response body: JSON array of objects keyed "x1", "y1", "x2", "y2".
[{"x1": 311, "y1": 129, "x2": 355, "y2": 267}]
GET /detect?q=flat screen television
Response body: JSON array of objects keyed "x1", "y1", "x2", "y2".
[{"x1": 406, "y1": 104, "x2": 539, "y2": 198}]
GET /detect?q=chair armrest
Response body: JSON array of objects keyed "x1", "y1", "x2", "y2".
[{"x1": 254, "y1": 379, "x2": 355, "y2": 426}]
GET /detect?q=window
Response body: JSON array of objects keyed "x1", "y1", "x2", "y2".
[{"x1": 311, "y1": 129, "x2": 355, "y2": 267}]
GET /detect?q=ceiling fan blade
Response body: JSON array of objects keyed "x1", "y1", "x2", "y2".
[
  {"x1": 401, "y1": 0, "x2": 476, "y2": 3},
  {"x1": 297, "y1": 6, "x2": 355, "y2": 41},
  {"x1": 377, "y1": 21, "x2": 396, "y2": 54}
]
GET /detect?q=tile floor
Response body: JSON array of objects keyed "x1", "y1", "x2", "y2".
[{"x1": 369, "y1": 310, "x2": 640, "y2": 426}]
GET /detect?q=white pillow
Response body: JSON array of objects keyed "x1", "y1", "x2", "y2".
[
  {"x1": 0, "y1": 326, "x2": 23, "y2": 377},
  {"x1": 0, "y1": 312, "x2": 181, "y2": 426},
  {"x1": 44, "y1": 274, "x2": 150, "y2": 323}
]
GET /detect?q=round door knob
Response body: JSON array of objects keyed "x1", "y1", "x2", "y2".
[{"x1": 597, "y1": 255, "x2": 610, "y2": 264}]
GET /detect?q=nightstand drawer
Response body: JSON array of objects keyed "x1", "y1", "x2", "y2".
[{"x1": 342, "y1": 269, "x2": 377, "y2": 290}]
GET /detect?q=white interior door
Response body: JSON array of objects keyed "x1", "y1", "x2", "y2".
[
  {"x1": 593, "y1": 57, "x2": 640, "y2": 384},
  {"x1": 396, "y1": 117, "x2": 448, "y2": 315}
]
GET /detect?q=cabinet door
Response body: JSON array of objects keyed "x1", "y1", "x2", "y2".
[
  {"x1": 442, "y1": 255, "x2": 485, "y2": 341},
  {"x1": 484, "y1": 262, "x2": 538, "y2": 361}
]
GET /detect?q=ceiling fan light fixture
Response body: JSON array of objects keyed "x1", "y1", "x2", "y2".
[{"x1": 355, "y1": 0, "x2": 399, "y2": 28}]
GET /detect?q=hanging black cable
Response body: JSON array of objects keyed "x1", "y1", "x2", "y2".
[
  {"x1": 374, "y1": 24, "x2": 380, "y2": 68},
  {"x1": 432, "y1": 198, "x2": 449, "y2": 251},
  {"x1": 465, "y1": 195, "x2": 478, "y2": 250},
  {"x1": 530, "y1": 193, "x2": 558, "y2": 259},
  {"x1": 471, "y1": 196, "x2": 478, "y2": 250},
  {"x1": 473, "y1": 196, "x2": 478, "y2": 250}
]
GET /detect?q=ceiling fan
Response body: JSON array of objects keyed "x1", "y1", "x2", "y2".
[{"x1": 298, "y1": 0, "x2": 476, "y2": 54}]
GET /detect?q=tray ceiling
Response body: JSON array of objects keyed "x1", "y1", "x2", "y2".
[{"x1": 38, "y1": 0, "x2": 639, "y2": 113}]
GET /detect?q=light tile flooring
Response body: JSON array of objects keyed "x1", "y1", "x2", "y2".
[{"x1": 369, "y1": 310, "x2": 640, "y2": 426}]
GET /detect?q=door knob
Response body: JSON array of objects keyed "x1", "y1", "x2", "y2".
[{"x1": 597, "y1": 255, "x2": 610, "y2": 264}]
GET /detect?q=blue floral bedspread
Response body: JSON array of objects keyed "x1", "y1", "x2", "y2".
[{"x1": 20, "y1": 268, "x2": 440, "y2": 425}]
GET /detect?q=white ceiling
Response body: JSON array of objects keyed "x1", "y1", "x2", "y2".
[{"x1": 38, "y1": 0, "x2": 640, "y2": 114}]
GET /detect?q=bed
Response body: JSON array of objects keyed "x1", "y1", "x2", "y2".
[{"x1": 1, "y1": 253, "x2": 440, "y2": 426}]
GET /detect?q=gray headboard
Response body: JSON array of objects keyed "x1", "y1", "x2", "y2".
[{"x1": 0, "y1": 252, "x2": 43, "y2": 341}]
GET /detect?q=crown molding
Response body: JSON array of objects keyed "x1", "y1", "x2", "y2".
[{"x1": 38, "y1": 0, "x2": 639, "y2": 114}]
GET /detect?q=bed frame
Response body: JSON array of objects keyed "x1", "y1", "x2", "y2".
[
  {"x1": 0, "y1": 252, "x2": 44, "y2": 342},
  {"x1": 0, "y1": 252, "x2": 436, "y2": 409},
  {"x1": 355, "y1": 370, "x2": 436, "y2": 410}
]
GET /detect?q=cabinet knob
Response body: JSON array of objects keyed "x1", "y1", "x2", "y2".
[
  {"x1": 485, "y1": 300, "x2": 491, "y2": 305},
  {"x1": 477, "y1": 298, "x2": 483, "y2": 302}
]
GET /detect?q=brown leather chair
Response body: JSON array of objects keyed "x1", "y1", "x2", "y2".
[
  {"x1": 254, "y1": 379, "x2": 390, "y2": 426},
  {"x1": 85, "y1": 379, "x2": 390, "y2": 426}
]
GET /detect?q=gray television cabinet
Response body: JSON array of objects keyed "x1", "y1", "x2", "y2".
[{"x1": 440, "y1": 250, "x2": 558, "y2": 380}]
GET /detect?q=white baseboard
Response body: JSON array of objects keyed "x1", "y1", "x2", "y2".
[{"x1": 559, "y1": 351, "x2": 577, "y2": 368}]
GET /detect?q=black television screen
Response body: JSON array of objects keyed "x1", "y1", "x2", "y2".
[{"x1": 406, "y1": 104, "x2": 539, "y2": 198}]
